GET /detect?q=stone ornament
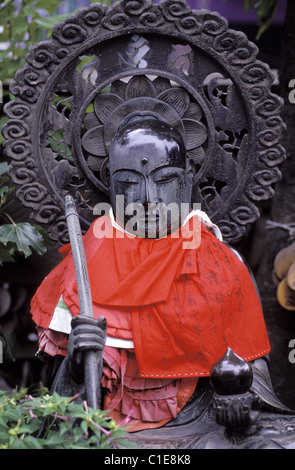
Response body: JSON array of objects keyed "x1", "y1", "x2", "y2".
[{"x1": 2, "y1": 0, "x2": 286, "y2": 244}]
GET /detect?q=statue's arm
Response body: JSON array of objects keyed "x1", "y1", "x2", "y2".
[{"x1": 37, "y1": 316, "x2": 106, "y2": 403}]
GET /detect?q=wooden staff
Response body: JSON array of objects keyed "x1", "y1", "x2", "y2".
[{"x1": 65, "y1": 195, "x2": 102, "y2": 409}]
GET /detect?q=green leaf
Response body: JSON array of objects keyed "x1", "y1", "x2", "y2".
[
  {"x1": 0, "y1": 223, "x2": 48, "y2": 258},
  {"x1": 34, "y1": 14, "x2": 69, "y2": 30},
  {"x1": 0, "y1": 430, "x2": 10, "y2": 441},
  {"x1": 0, "y1": 184, "x2": 10, "y2": 196},
  {"x1": 244, "y1": 0, "x2": 255, "y2": 13},
  {"x1": 13, "y1": 15, "x2": 29, "y2": 37},
  {"x1": 0, "y1": 162, "x2": 8, "y2": 177},
  {"x1": 23, "y1": 5, "x2": 40, "y2": 16},
  {"x1": 0, "y1": 177, "x2": 15, "y2": 207},
  {"x1": 35, "y1": 0, "x2": 62, "y2": 15},
  {"x1": 255, "y1": 0, "x2": 277, "y2": 39},
  {"x1": 22, "y1": 436, "x2": 43, "y2": 449},
  {"x1": 91, "y1": 0, "x2": 111, "y2": 5},
  {"x1": 10, "y1": 439, "x2": 27, "y2": 449},
  {"x1": 44, "y1": 433, "x2": 68, "y2": 447},
  {"x1": 0, "y1": 0, "x2": 64, "y2": 82},
  {"x1": 0, "y1": 1, "x2": 15, "y2": 18},
  {"x1": 3, "y1": 408, "x2": 21, "y2": 422},
  {"x1": 0, "y1": 246, "x2": 15, "y2": 265},
  {"x1": 255, "y1": 0, "x2": 277, "y2": 18},
  {"x1": 18, "y1": 423, "x2": 40, "y2": 435},
  {"x1": 0, "y1": 386, "x2": 128, "y2": 448}
]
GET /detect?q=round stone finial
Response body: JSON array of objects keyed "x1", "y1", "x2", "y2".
[{"x1": 210, "y1": 347, "x2": 253, "y2": 395}]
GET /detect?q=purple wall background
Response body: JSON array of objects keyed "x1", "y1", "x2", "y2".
[
  {"x1": 59, "y1": 0, "x2": 287, "y2": 24},
  {"x1": 186, "y1": 0, "x2": 286, "y2": 24}
]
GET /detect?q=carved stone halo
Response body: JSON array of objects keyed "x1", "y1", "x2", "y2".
[
  {"x1": 2, "y1": 0, "x2": 286, "y2": 244},
  {"x1": 80, "y1": 75, "x2": 208, "y2": 192}
]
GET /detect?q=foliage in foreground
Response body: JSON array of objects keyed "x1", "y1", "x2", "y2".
[
  {"x1": 0, "y1": 161, "x2": 49, "y2": 265},
  {"x1": 0, "y1": 386, "x2": 130, "y2": 449}
]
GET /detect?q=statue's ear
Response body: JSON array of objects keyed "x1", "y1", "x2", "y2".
[
  {"x1": 186, "y1": 159, "x2": 195, "y2": 185},
  {"x1": 100, "y1": 158, "x2": 110, "y2": 188}
]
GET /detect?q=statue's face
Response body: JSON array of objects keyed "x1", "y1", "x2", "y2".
[{"x1": 108, "y1": 120, "x2": 193, "y2": 238}]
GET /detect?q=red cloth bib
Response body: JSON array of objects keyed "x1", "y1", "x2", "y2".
[{"x1": 31, "y1": 215, "x2": 270, "y2": 378}]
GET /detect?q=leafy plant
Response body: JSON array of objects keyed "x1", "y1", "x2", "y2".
[
  {"x1": 0, "y1": 386, "x2": 130, "y2": 449},
  {"x1": 0, "y1": 0, "x2": 67, "y2": 85},
  {"x1": 222, "y1": 0, "x2": 279, "y2": 39},
  {"x1": 0, "y1": 1, "x2": 74, "y2": 262},
  {"x1": 0, "y1": 0, "x2": 113, "y2": 85},
  {"x1": 0, "y1": 1, "x2": 114, "y2": 261},
  {"x1": 0, "y1": 161, "x2": 49, "y2": 265},
  {"x1": 244, "y1": 0, "x2": 278, "y2": 38},
  {"x1": 0, "y1": 0, "x2": 65, "y2": 141},
  {"x1": 0, "y1": 0, "x2": 113, "y2": 141}
]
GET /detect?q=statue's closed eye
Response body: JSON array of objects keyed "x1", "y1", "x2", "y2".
[
  {"x1": 116, "y1": 176, "x2": 140, "y2": 185},
  {"x1": 153, "y1": 172, "x2": 179, "y2": 183}
]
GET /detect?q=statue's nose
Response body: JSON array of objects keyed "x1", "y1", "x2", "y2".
[{"x1": 141, "y1": 180, "x2": 160, "y2": 207}]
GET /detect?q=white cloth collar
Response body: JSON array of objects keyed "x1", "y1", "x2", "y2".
[{"x1": 109, "y1": 207, "x2": 223, "y2": 241}]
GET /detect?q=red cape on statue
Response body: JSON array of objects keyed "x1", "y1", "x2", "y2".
[{"x1": 31, "y1": 215, "x2": 270, "y2": 378}]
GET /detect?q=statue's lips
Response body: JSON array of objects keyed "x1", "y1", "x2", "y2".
[{"x1": 137, "y1": 214, "x2": 160, "y2": 222}]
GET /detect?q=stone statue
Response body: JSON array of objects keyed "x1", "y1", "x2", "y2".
[
  {"x1": 31, "y1": 117, "x2": 295, "y2": 449},
  {"x1": 3, "y1": 0, "x2": 294, "y2": 449}
]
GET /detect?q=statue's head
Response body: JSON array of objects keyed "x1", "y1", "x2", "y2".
[{"x1": 107, "y1": 118, "x2": 194, "y2": 238}]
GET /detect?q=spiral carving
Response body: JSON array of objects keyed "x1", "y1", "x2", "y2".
[
  {"x1": 216, "y1": 220, "x2": 245, "y2": 242},
  {"x1": 228, "y1": 44, "x2": 257, "y2": 66},
  {"x1": 101, "y1": 10, "x2": 131, "y2": 30},
  {"x1": 259, "y1": 145, "x2": 286, "y2": 168},
  {"x1": 231, "y1": 205, "x2": 260, "y2": 226},
  {"x1": 249, "y1": 86, "x2": 266, "y2": 102},
  {"x1": 27, "y1": 44, "x2": 56, "y2": 69},
  {"x1": 3, "y1": 140, "x2": 32, "y2": 161},
  {"x1": 254, "y1": 168, "x2": 281, "y2": 186},
  {"x1": 214, "y1": 31, "x2": 241, "y2": 52},
  {"x1": 256, "y1": 97, "x2": 283, "y2": 118},
  {"x1": 122, "y1": 0, "x2": 152, "y2": 16},
  {"x1": 8, "y1": 162, "x2": 36, "y2": 185},
  {"x1": 159, "y1": 0, "x2": 191, "y2": 21},
  {"x1": 201, "y1": 13, "x2": 227, "y2": 36},
  {"x1": 84, "y1": 11, "x2": 103, "y2": 26},
  {"x1": 258, "y1": 129, "x2": 282, "y2": 147},
  {"x1": 247, "y1": 184, "x2": 274, "y2": 201},
  {"x1": 241, "y1": 63, "x2": 272, "y2": 85},
  {"x1": 16, "y1": 182, "x2": 48, "y2": 209},
  {"x1": 52, "y1": 21, "x2": 88, "y2": 45},
  {"x1": 176, "y1": 15, "x2": 202, "y2": 35},
  {"x1": 53, "y1": 217, "x2": 70, "y2": 244},
  {"x1": 4, "y1": 102, "x2": 31, "y2": 120},
  {"x1": 35, "y1": 204, "x2": 62, "y2": 224},
  {"x1": 2, "y1": 120, "x2": 30, "y2": 140},
  {"x1": 82, "y1": 4, "x2": 108, "y2": 26},
  {"x1": 139, "y1": 7, "x2": 165, "y2": 27},
  {"x1": 21, "y1": 68, "x2": 47, "y2": 86},
  {"x1": 9, "y1": 83, "x2": 40, "y2": 103}
]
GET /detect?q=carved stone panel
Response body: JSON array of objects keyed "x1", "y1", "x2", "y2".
[{"x1": 2, "y1": 0, "x2": 286, "y2": 243}]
